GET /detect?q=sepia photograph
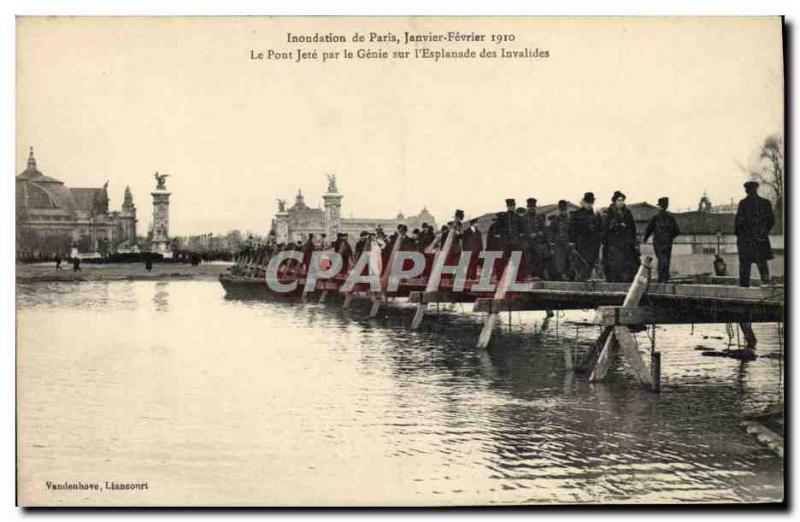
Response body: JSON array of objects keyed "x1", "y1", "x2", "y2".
[{"x1": 14, "y1": 15, "x2": 786, "y2": 507}]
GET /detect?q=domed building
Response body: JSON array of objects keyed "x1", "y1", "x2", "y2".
[
  {"x1": 16, "y1": 147, "x2": 137, "y2": 259},
  {"x1": 271, "y1": 176, "x2": 436, "y2": 243}
]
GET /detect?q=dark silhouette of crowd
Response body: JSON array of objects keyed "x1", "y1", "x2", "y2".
[{"x1": 230, "y1": 182, "x2": 775, "y2": 287}]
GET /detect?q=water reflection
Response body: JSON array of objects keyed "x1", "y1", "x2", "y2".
[
  {"x1": 153, "y1": 281, "x2": 170, "y2": 313},
  {"x1": 16, "y1": 281, "x2": 783, "y2": 505}
]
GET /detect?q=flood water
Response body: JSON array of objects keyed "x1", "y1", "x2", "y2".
[{"x1": 17, "y1": 280, "x2": 784, "y2": 506}]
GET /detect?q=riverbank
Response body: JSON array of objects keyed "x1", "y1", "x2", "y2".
[{"x1": 16, "y1": 262, "x2": 231, "y2": 282}]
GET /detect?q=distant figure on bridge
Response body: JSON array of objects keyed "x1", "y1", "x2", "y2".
[
  {"x1": 145, "y1": 256, "x2": 153, "y2": 272},
  {"x1": 302, "y1": 233, "x2": 316, "y2": 273},
  {"x1": 644, "y1": 196, "x2": 680, "y2": 283},
  {"x1": 735, "y1": 181, "x2": 775, "y2": 287},
  {"x1": 602, "y1": 191, "x2": 639, "y2": 282},
  {"x1": 568, "y1": 192, "x2": 603, "y2": 281},
  {"x1": 72, "y1": 257, "x2": 80, "y2": 272},
  {"x1": 55, "y1": 255, "x2": 62, "y2": 271}
]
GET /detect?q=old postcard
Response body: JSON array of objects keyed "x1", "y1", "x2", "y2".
[{"x1": 15, "y1": 16, "x2": 784, "y2": 507}]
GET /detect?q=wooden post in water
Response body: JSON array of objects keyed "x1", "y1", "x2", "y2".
[
  {"x1": 342, "y1": 292, "x2": 354, "y2": 309},
  {"x1": 476, "y1": 253, "x2": 518, "y2": 349},
  {"x1": 589, "y1": 257, "x2": 655, "y2": 389},
  {"x1": 652, "y1": 351, "x2": 661, "y2": 393},
  {"x1": 410, "y1": 222, "x2": 456, "y2": 329},
  {"x1": 370, "y1": 231, "x2": 405, "y2": 318},
  {"x1": 739, "y1": 322, "x2": 758, "y2": 349}
]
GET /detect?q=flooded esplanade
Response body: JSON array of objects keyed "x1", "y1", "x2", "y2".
[{"x1": 17, "y1": 279, "x2": 783, "y2": 506}]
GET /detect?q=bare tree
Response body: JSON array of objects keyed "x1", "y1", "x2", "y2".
[{"x1": 738, "y1": 134, "x2": 784, "y2": 216}]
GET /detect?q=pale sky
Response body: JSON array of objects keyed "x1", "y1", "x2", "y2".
[{"x1": 16, "y1": 17, "x2": 783, "y2": 235}]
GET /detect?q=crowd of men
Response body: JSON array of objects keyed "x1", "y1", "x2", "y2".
[{"x1": 233, "y1": 181, "x2": 775, "y2": 287}]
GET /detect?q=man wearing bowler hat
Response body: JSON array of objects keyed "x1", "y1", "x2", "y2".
[
  {"x1": 735, "y1": 181, "x2": 775, "y2": 287},
  {"x1": 644, "y1": 196, "x2": 681, "y2": 283},
  {"x1": 568, "y1": 192, "x2": 603, "y2": 281}
]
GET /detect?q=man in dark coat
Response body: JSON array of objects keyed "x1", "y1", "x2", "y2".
[
  {"x1": 302, "y1": 233, "x2": 316, "y2": 273},
  {"x1": 497, "y1": 199, "x2": 525, "y2": 277},
  {"x1": 417, "y1": 223, "x2": 436, "y2": 253},
  {"x1": 486, "y1": 212, "x2": 505, "y2": 252},
  {"x1": 568, "y1": 192, "x2": 603, "y2": 281},
  {"x1": 547, "y1": 200, "x2": 574, "y2": 281},
  {"x1": 735, "y1": 181, "x2": 775, "y2": 287},
  {"x1": 522, "y1": 197, "x2": 549, "y2": 279},
  {"x1": 501, "y1": 199, "x2": 525, "y2": 252},
  {"x1": 602, "y1": 191, "x2": 639, "y2": 282},
  {"x1": 462, "y1": 219, "x2": 484, "y2": 279},
  {"x1": 354, "y1": 231, "x2": 369, "y2": 261},
  {"x1": 644, "y1": 196, "x2": 681, "y2": 283},
  {"x1": 336, "y1": 233, "x2": 354, "y2": 277}
]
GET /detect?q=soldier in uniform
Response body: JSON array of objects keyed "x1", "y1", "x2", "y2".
[
  {"x1": 568, "y1": 192, "x2": 603, "y2": 281},
  {"x1": 547, "y1": 200, "x2": 574, "y2": 281},
  {"x1": 522, "y1": 198, "x2": 549, "y2": 279},
  {"x1": 644, "y1": 196, "x2": 681, "y2": 283},
  {"x1": 602, "y1": 191, "x2": 640, "y2": 282},
  {"x1": 500, "y1": 199, "x2": 525, "y2": 252},
  {"x1": 735, "y1": 181, "x2": 775, "y2": 287}
]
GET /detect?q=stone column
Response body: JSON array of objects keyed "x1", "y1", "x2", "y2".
[
  {"x1": 151, "y1": 189, "x2": 171, "y2": 256},
  {"x1": 323, "y1": 192, "x2": 343, "y2": 239}
]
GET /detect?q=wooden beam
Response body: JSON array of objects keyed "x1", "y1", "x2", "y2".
[
  {"x1": 477, "y1": 253, "x2": 519, "y2": 349},
  {"x1": 595, "y1": 303, "x2": 783, "y2": 325},
  {"x1": 590, "y1": 258, "x2": 654, "y2": 386},
  {"x1": 410, "y1": 222, "x2": 456, "y2": 330},
  {"x1": 409, "y1": 290, "x2": 481, "y2": 305},
  {"x1": 613, "y1": 326, "x2": 655, "y2": 388}
]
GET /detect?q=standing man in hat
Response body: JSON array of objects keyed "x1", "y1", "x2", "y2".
[
  {"x1": 491, "y1": 199, "x2": 524, "y2": 274},
  {"x1": 522, "y1": 197, "x2": 550, "y2": 279},
  {"x1": 335, "y1": 232, "x2": 354, "y2": 278},
  {"x1": 602, "y1": 191, "x2": 639, "y2": 282},
  {"x1": 644, "y1": 197, "x2": 681, "y2": 283},
  {"x1": 462, "y1": 219, "x2": 484, "y2": 280},
  {"x1": 354, "y1": 231, "x2": 369, "y2": 261},
  {"x1": 735, "y1": 181, "x2": 775, "y2": 287},
  {"x1": 418, "y1": 223, "x2": 436, "y2": 253},
  {"x1": 547, "y1": 200, "x2": 574, "y2": 280},
  {"x1": 568, "y1": 192, "x2": 603, "y2": 281}
]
